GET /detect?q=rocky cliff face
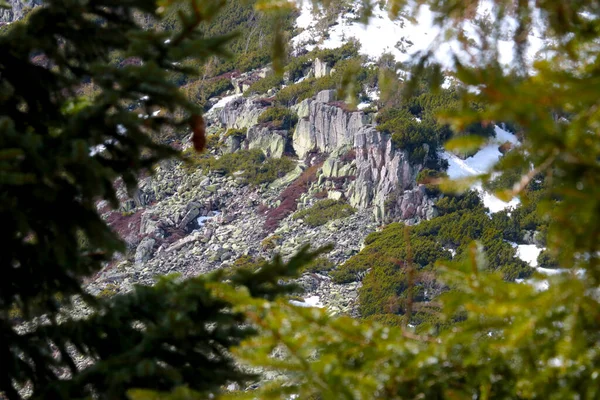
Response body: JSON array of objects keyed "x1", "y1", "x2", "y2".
[
  {"x1": 0, "y1": 0, "x2": 41, "y2": 23},
  {"x1": 217, "y1": 96, "x2": 267, "y2": 130},
  {"x1": 289, "y1": 90, "x2": 434, "y2": 222},
  {"x1": 292, "y1": 90, "x2": 368, "y2": 158},
  {"x1": 350, "y1": 126, "x2": 435, "y2": 222}
]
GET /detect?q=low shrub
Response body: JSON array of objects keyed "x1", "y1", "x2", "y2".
[
  {"x1": 244, "y1": 74, "x2": 283, "y2": 96},
  {"x1": 537, "y1": 249, "x2": 560, "y2": 269},
  {"x1": 97, "y1": 284, "x2": 119, "y2": 298},
  {"x1": 185, "y1": 77, "x2": 233, "y2": 110},
  {"x1": 333, "y1": 194, "x2": 537, "y2": 322},
  {"x1": 257, "y1": 106, "x2": 298, "y2": 130},
  {"x1": 261, "y1": 235, "x2": 282, "y2": 251},
  {"x1": 224, "y1": 128, "x2": 247, "y2": 140},
  {"x1": 195, "y1": 149, "x2": 295, "y2": 186},
  {"x1": 275, "y1": 57, "x2": 373, "y2": 106},
  {"x1": 416, "y1": 168, "x2": 448, "y2": 196},
  {"x1": 286, "y1": 41, "x2": 361, "y2": 83},
  {"x1": 302, "y1": 257, "x2": 336, "y2": 273},
  {"x1": 292, "y1": 199, "x2": 355, "y2": 227},
  {"x1": 229, "y1": 255, "x2": 266, "y2": 273}
]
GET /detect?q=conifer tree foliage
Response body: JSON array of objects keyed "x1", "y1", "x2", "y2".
[{"x1": 0, "y1": 0, "x2": 316, "y2": 399}]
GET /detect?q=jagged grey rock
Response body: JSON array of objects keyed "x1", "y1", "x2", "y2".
[
  {"x1": 314, "y1": 58, "x2": 331, "y2": 78},
  {"x1": 135, "y1": 237, "x2": 156, "y2": 265},
  {"x1": 246, "y1": 125, "x2": 289, "y2": 158},
  {"x1": 218, "y1": 96, "x2": 267, "y2": 129},
  {"x1": 293, "y1": 90, "x2": 367, "y2": 158},
  {"x1": 0, "y1": 0, "x2": 42, "y2": 23},
  {"x1": 348, "y1": 126, "x2": 434, "y2": 222}
]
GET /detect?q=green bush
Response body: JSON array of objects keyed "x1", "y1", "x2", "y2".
[
  {"x1": 292, "y1": 199, "x2": 356, "y2": 227},
  {"x1": 537, "y1": 249, "x2": 560, "y2": 269},
  {"x1": 229, "y1": 255, "x2": 266, "y2": 273},
  {"x1": 244, "y1": 74, "x2": 283, "y2": 96},
  {"x1": 416, "y1": 168, "x2": 448, "y2": 195},
  {"x1": 224, "y1": 128, "x2": 247, "y2": 140},
  {"x1": 332, "y1": 222, "x2": 451, "y2": 284},
  {"x1": 257, "y1": 106, "x2": 298, "y2": 130},
  {"x1": 196, "y1": 149, "x2": 295, "y2": 186},
  {"x1": 302, "y1": 257, "x2": 336, "y2": 273},
  {"x1": 186, "y1": 77, "x2": 233, "y2": 110},
  {"x1": 286, "y1": 41, "x2": 361, "y2": 83},
  {"x1": 97, "y1": 284, "x2": 119, "y2": 298},
  {"x1": 376, "y1": 84, "x2": 494, "y2": 165},
  {"x1": 160, "y1": 1, "x2": 297, "y2": 79},
  {"x1": 275, "y1": 56, "x2": 373, "y2": 106},
  {"x1": 275, "y1": 77, "x2": 327, "y2": 106},
  {"x1": 261, "y1": 235, "x2": 282, "y2": 251},
  {"x1": 332, "y1": 192, "x2": 538, "y2": 322}
]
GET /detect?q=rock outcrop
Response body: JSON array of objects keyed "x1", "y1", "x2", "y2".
[
  {"x1": 246, "y1": 125, "x2": 290, "y2": 158},
  {"x1": 0, "y1": 0, "x2": 42, "y2": 23},
  {"x1": 218, "y1": 97, "x2": 268, "y2": 129},
  {"x1": 293, "y1": 90, "x2": 368, "y2": 158},
  {"x1": 314, "y1": 58, "x2": 331, "y2": 78},
  {"x1": 288, "y1": 89, "x2": 435, "y2": 222},
  {"x1": 349, "y1": 126, "x2": 435, "y2": 222}
]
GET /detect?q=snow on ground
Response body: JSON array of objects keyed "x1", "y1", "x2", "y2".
[
  {"x1": 512, "y1": 243, "x2": 572, "y2": 291},
  {"x1": 292, "y1": 1, "x2": 545, "y2": 68},
  {"x1": 290, "y1": 295, "x2": 324, "y2": 308},
  {"x1": 293, "y1": 2, "x2": 447, "y2": 65},
  {"x1": 442, "y1": 125, "x2": 520, "y2": 212},
  {"x1": 207, "y1": 94, "x2": 241, "y2": 113},
  {"x1": 515, "y1": 244, "x2": 542, "y2": 267},
  {"x1": 196, "y1": 211, "x2": 221, "y2": 228}
]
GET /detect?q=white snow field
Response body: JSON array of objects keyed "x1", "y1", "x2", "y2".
[
  {"x1": 290, "y1": 295, "x2": 324, "y2": 308},
  {"x1": 292, "y1": 0, "x2": 545, "y2": 69}
]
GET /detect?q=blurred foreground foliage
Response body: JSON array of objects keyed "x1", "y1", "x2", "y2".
[{"x1": 3, "y1": 0, "x2": 600, "y2": 399}]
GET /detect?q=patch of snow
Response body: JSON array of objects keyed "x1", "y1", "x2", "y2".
[
  {"x1": 152, "y1": 110, "x2": 161, "y2": 117},
  {"x1": 292, "y1": 1, "x2": 545, "y2": 69},
  {"x1": 295, "y1": 1, "x2": 314, "y2": 30},
  {"x1": 478, "y1": 183, "x2": 520, "y2": 212},
  {"x1": 357, "y1": 102, "x2": 371, "y2": 110},
  {"x1": 494, "y1": 125, "x2": 519, "y2": 144},
  {"x1": 366, "y1": 88, "x2": 380, "y2": 101},
  {"x1": 89, "y1": 144, "x2": 106, "y2": 156},
  {"x1": 197, "y1": 211, "x2": 220, "y2": 228},
  {"x1": 290, "y1": 295, "x2": 324, "y2": 308},
  {"x1": 515, "y1": 244, "x2": 542, "y2": 267},
  {"x1": 441, "y1": 125, "x2": 521, "y2": 212},
  {"x1": 208, "y1": 94, "x2": 242, "y2": 113},
  {"x1": 536, "y1": 267, "x2": 564, "y2": 276}
]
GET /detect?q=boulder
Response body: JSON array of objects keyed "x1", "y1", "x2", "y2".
[
  {"x1": 218, "y1": 97, "x2": 266, "y2": 129},
  {"x1": 314, "y1": 58, "x2": 331, "y2": 78},
  {"x1": 246, "y1": 125, "x2": 289, "y2": 158},
  {"x1": 179, "y1": 206, "x2": 200, "y2": 229},
  {"x1": 328, "y1": 191, "x2": 343, "y2": 201},
  {"x1": 135, "y1": 237, "x2": 156, "y2": 265}
]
